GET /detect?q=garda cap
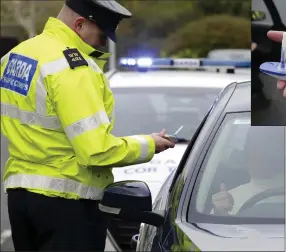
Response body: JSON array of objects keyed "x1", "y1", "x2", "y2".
[{"x1": 65, "y1": 0, "x2": 132, "y2": 42}]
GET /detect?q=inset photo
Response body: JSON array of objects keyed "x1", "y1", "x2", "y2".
[{"x1": 252, "y1": 0, "x2": 286, "y2": 125}]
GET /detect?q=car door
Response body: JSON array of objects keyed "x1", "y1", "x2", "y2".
[
  {"x1": 137, "y1": 82, "x2": 236, "y2": 252},
  {"x1": 161, "y1": 111, "x2": 285, "y2": 251},
  {"x1": 136, "y1": 107, "x2": 212, "y2": 252}
]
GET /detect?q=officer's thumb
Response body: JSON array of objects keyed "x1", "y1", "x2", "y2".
[
  {"x1": 159, "y1": 128, "x2": 166, "y2": 137},
  {"x1": 220, "y1": 182, "x2": 227, "y2": 192}
]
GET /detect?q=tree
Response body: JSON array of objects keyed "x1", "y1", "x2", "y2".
[
  {"x1": 164, "y1": 15, "x2": 250, "y2": 58},
  {"x1": 194, "y1": 0, "x2": 251, "y2": 18},
  {"x1": 1, "y1": 0, "x2": 64, "y2": 39},
  {"x1": 117, "y1": 0, "x2": 197, "y2": 58},
  {"x1": 116, "y1": 0, "x2": 250, "y2": 59}
]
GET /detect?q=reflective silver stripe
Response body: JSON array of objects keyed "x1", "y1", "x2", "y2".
[
  {"x1": 65, "y1": 111, "x2": 110, "y2": 140},
  {"x1": 130, "y1": 135, "x2": 149, "y2": 162},
  {"x1": 4, "y1": 174, "x2": 104, "y2": 200},
  {"x1": 1, "y1": 102, "x2": 61, "y2": 129},
  {"x1": 36, "y1": 57, "x2": 69, "y2": 115},
  {"x1": 86, "y1": 58, "x2": 102, "y2": 73},
  {"x1": 1, "y1": 53, "x2": 9, "y2": 66}
]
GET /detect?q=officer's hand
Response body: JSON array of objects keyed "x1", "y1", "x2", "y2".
[
  {"x1": 267, "y1": 30, "x2": 286, "y2": 97},
  {"x1": 212, "y1": 183, "x2": 234, "y2": 215},
  {"x1": 151, "y1": 129, "x2": 175, "y2": 154}
]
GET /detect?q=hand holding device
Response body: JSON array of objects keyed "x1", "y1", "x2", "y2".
[
  {"x1": 163, "y1": 125, "x2": 184, "y2": 143},
  {"x1": 260, "y1": 32, "x2": 286, "y2": 80}
]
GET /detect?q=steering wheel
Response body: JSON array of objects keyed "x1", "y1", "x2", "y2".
[{"x1": 237, "y1": 187, "x2": 285, "y2": 215}]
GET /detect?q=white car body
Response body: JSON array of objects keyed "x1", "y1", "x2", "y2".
[
  {"x1": 105, "y1": 69, "x2": 250, "y2": 252},
  {"x1": 109, "y1": 70, "x2": 250, "y2": 201}
]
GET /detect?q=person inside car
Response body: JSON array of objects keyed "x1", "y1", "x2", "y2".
[{"x1": 211, "y1": 127, "x2": 284, "y2": 216}]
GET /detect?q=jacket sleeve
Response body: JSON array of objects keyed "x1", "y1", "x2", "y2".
[{"x1": 52, "y1": 66, "x2": 155, "y2": 168}]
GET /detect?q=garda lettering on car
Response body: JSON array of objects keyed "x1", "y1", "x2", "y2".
[
  {"x1": 0, "y1": 53, "x2": 38, "y2": 96},
  {"x1": 124, "y1": 159, "x2": 177, "y2": 174}
]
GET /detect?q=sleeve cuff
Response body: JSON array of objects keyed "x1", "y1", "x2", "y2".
[{"x1": 128, "y1": 135, "x2": 155, "y2": 163}]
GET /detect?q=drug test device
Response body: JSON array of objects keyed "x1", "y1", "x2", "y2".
[
  {"x1": 260, "y1": 32, "x2": 286, "y2": 80},
  {"x1": 164, "y1": 125, "x2": 184, "y2": 143}
]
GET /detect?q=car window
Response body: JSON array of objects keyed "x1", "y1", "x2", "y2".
[
  {"x1": 189, "y1": 112, "x2": 285, "y2": 223},
  {"x1": 273, "y1": 0, "x2": 286, "y2": 27},
  {"x1": 252, "y1": 0, "x2": 273, "y2": 26},
  {"x1": 111, "y1": 87, "x2": 220, "y2": 140}
]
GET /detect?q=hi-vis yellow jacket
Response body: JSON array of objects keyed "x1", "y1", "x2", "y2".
[{"x1": 0, "y1": 17, "x2": 155, "y2": 200}]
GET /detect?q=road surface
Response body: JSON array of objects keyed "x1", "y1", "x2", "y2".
[{"x1": 0, "y1": 134, "x2": 115, "y2": 251}]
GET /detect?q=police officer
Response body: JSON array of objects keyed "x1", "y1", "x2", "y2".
[{"x1": 0, "y1": 0, "x2": 175, "y2": 251}]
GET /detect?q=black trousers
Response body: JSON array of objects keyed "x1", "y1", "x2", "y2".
[{"x1": 7, "y1": 189, "x2": 108, "y2": 251}]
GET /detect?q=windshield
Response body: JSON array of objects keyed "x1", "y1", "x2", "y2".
[
  {"x1": 191, "y1": 112, "x2": 285, "y2": 223},
  {"x1": 111, "y1": 87, "x2": 221, "y2": 140}
]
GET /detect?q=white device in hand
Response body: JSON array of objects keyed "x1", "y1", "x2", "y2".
[
  {"x1": 163, "y1": 125, "x2": 184, "y2": 143},
  {"x1": 260, "y1": 32, "x2": 286, "y2": 80}
]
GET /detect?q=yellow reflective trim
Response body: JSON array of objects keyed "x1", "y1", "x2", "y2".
[{"x1": 36, "y1": 57, "x2": 70, "y2": 115}]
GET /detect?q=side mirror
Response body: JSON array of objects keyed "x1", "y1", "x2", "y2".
[
  {"x1": 252, "y1": 10, "x2": 266, "y2": 22},
  {"x1": 99, "y1": 180, "x2": 164, "y2": 227}
]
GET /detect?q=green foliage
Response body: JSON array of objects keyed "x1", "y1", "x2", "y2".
[
  {"x1": 1, "y1": 0, "x2": 251, "y2": 60},
  {"x1": 1, "y1": 0, "x2": 64, "y2": 38},
  {"x1": 117, "y1": 0, "x2": 250, "y2": 59},
  {"x1": 194, "y1": 0, "x2": 251, "y2": 18},
  {"x1": 164, "y1": 15, "x2": 250, "y2": 58}
]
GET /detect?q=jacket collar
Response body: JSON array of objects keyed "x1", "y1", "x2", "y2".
[{"x1": 42, "y1": 17, "x2": 111, "y2": 59}]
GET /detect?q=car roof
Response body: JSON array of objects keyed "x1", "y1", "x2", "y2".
[
  {"x1": 221, "y1": 81, "x2": 251, "y2": 113},
  {"x1": 109, "y1": 70, "x2": 250, "y2": 89}
]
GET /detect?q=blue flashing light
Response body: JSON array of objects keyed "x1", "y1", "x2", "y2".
[
  {"x1": 120, "y1": 58, "x2": 136, "y2": 66},
  {"x1": 152, "y1": 58, "x2": 173, "y2": 66},
  {"x1": 173, "y1": 58, "x2": 201, "y2": 67},
  {"x1": 137, "y1": 57, "x2": 153, "y2": 67},
  {"x1": 119, "y1": 57, "x2": 251, "y2": 69}
]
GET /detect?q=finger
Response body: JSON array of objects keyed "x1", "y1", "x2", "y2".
[
  {"x1": 159, "y1": 128, "x2": 166, "y2": 137},
  {"x1": 220, "y1": 182, "x2": 227, "y2": 192},
  {"x1": 163, "y1": 138, "x2": 175, "y2": 148},
  {"x1": 283, "y1": 87, "x2": 286, "y2": 97},
  {"x1": 267, "y1": 30, "x2": 284, "y2": 43},
  {"x1": 277, "y1": 80, "x2": 286, "y2": 90}
]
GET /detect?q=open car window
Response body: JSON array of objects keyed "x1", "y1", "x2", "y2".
[
  {"x1": 189, "y1": 112, "x2": 285, "y2": 224},
  {"x1": 252, "y1": 0, "x2": 273, "y2": 26}
]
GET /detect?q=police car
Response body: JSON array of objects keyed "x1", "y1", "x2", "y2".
[
  {"x1": 100, "y1": 81, "x2": 285, "y2": 252},
  {"x1": 105, "y1": 57, "x2": 251, "y2": 251},
  {"x1": 207, "y1": 49, "x2": 251, "y2": 61}
]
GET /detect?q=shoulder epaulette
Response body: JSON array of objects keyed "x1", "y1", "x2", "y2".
[{"x1": 63, "y1": 48, "x2": 88, "y2": 69}]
